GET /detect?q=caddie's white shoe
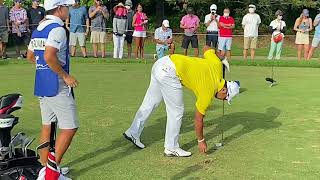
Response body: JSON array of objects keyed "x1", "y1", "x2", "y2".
[
  {"x1": 123, "y1": 131, "x2": 145, "y2": 149},
  {"x1": 164, "y1": 148, "x2": 192, "y2": 157}
]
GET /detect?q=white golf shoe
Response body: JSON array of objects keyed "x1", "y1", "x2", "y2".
[
  {"x1": 164, "y1": 148, "x2": 192, "y2": 157},
  {"x1": 123, "y1": 131, "x2": 145, "y2": 149}
]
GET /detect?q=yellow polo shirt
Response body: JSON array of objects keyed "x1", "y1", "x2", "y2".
[{"x1": 170, "y1": 50, "x2": 225, "y2": 115}]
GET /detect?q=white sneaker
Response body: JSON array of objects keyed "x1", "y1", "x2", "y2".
[
  {"x1": 123, "y1": 131, "x2": 145, "y2": 149},
  {"x1": 164, "y1": 148, "x2": 192, "y2": 157}
]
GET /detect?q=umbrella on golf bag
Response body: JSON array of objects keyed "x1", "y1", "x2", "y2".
[{"x1": 44, "y1": 121, "x2": 59, "y2": 180}]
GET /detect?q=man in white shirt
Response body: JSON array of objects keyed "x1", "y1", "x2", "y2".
[
  {"x1": 154, "y1": 20, "x2": 174, "y2": 59},
  {"x1": 241, "y1": 4, "x2": 261, "y2": 60},
  {"x1": 204, "y1": 4, "x2": 220, "y2": 48}
]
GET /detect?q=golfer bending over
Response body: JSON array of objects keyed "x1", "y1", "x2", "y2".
[
  {"x1": 27, "y1": 0, "x2": 79, "y2": 178},
  {"x1": 124, "y1": 45, "x2": 240, "y2": 157}
]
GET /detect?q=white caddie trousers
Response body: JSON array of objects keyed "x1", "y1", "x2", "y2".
[
  {"x1": 113, "y1": 34, "x2": 125, "y2": 59},
  {"x1": 127, "y1": 56, "x2": 184, "y2": 149}
]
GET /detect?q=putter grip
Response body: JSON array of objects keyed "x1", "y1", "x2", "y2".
[
  {"x1": 49, "y1": 121, "x2": 57, "y2": 151},
  {"x1": 223, "y1": 65, "x2": 226, "y2": 78}
]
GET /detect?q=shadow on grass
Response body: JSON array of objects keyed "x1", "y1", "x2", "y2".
[
  {"x1": 65, "y1": 111, "x2": 195, "y2": 178},
  {"x1": 174, "y1": 107, "x2": 281, "y2": 179}
]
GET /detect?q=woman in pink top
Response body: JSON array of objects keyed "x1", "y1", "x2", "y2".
[{"x1": 132, "y1": 4, "x2": 148, "y2": 59}]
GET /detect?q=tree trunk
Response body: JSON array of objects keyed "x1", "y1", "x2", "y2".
[{"x1": 156, "y1": 0, "x2": 165, "y2": 27}]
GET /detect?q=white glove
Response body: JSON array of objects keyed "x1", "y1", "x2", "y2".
[{"x1": 222, "y1": 58, "x2": 230, "y2": 72}]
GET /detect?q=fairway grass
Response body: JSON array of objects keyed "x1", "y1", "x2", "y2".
[{"x1": 0, "y1": 61, "x2": 319, "y2": 179}]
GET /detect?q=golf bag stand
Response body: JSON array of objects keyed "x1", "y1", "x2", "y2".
[{"x1": 0, "y1": 94, "x2": 42, "y2": 180}]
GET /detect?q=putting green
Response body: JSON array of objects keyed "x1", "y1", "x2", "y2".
[{"x1": 0, "y1": 61, "x2": 319, "y2": 179}]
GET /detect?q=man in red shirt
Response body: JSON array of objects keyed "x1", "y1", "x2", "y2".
[{"x1": 218, "y1": 8, "x2": 235, "y2": 59}]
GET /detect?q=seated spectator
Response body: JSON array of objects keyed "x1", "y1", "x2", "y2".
[
  {"x1": 27, "y1": 0, "x2": 45, "y2": 33},
  {"x1": 9, "y1": 0, "x2": 29, "y2": 59},
  {"x1": 0, "y1": 0, "x2": 9, "y2": 59},
  {"x1": 66, "y1": 0, "x2": 89, "y2": 58},
  {"x1": 154, "y1": 20, "x2": 174, "y2": 59},
  {"x1": 204, "y1": 4, "x2": 220, "y2": 49},
  {"x1": 89, "y1": 0, "x2": 109, "y2": 58},
  {"x1": 294, "y1": 9, "x2": 312, "y2": 61},
  {"x1": 268, "y1": 10, "x2": 286, "y2": 60},
  {"x1": 180, "y1": 7, "x2": 200, "y2": 57},
  {"x1": 112, "y1": 2, "x2": 128, "y2": 59},
  {"x1": 218, "y1": 8, "x2": 235, "y2": 60}
]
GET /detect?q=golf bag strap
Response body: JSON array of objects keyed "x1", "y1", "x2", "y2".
[{"x1": 37, "y1": 142, "x2": 50, "y2": 150}]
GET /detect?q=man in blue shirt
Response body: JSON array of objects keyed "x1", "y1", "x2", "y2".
[
  {"x1": 66, "y1": 0, "x2": 89, "y2": 58},
  {"x1": 307, "y1": 9, "x2": 320, "y2": 60},
  {"x1": 154, "y1": 20, "x2": 175, "y2": 59},
  {"x1": 27, "y1": 0, "x2": 78, "y2": 178}
]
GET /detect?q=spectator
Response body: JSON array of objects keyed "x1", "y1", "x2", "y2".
[
  {"x1": 9, "y1": 0, "x2": 30, "y2": 59},
  {"x1": 180, "y1": 7, "x2": 200, "y2": 57},
  {"x1": 66, "y1": 0, "x2": 89, "y2": 58},
  {"x1": 27, "y1": 0, "x2": 45, "y2": 34},
  {"x1": 125, "y1": 0, "x2": 134, "y2": 59},
  {"x1": 132, "y1": 3, "x2": 148, "y2": 59},
  {"x1": 307, "y1": 8, "x2": 320, "y2": 60},
  {"x1": 204, "y1": 4, "x2": 219, "y2": 48},
  {"x1": 218, "y1": 7, "x2": 235, "y2": 60},
  {"x1": 267, "y1": 10, "x2": 286, "y2": 60},
  {"x1": 294, "y1": 9, "x2": 312, "y2": 61},
  {"x1": 0, "y1": 0, "x2": 9, "y2": 59},
  {"x1": 154, "y1": 20, "x2": 175, "y2": 59},
  {"x1": 89, "y1": 0, "x2": 109, "y2": 58},
  {"x1": 241, "y1": 4, "x2": 261, "y2": 61},
  {"x1": 112, "y1": 3, "x2": 128, "y2": 59}
]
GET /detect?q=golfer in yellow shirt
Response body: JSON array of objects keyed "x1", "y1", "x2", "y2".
[{"x1": 124, "y1": 46, "x2": 240, "y2": 157}]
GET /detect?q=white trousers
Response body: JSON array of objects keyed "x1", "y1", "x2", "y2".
[
  {"x1": 127, "y1": 56, "x2": 184, "y2": 149},
  {"x1": 113, "y1": 34, "x2": 125, "y2": 59}
]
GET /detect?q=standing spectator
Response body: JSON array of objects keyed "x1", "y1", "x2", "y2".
[
  {"x1": 112, "y1": 3, "x2": 128, "y2": 59},
  {"x1": 154, "y1": 20, "x2": 175, "y2": 59},
  {"x1": 180, "y1": 7, "x2": 200, "y2": 57},
  {"x1": 66, "y1": 0, "x2": 89, "y2": 58},
  {"x1": 241, "y1": 4, "x2": 261, "y2": 61},
  {"x1": 125, "y1": 0, "x2": 134, "y2": 59},
  {"x1": 132, "y1": 3, "x2": 148, "y2": 59},
  {"x1": 89, "y1": 0, "x2": 109, "y2": 58},
  {"x1": 267, "y1": 10, "x2": 286, "y2": 60},
  {"x1": 9, "y1": 0, "x2": 30, "y2": 59},
  {"x1": 204, "y1": 4, "x2": 219, "y2": 48},
  {"x1": 218, "y1": 8, "x2": 235, "y2": 60},
  {"x1": 307, "y1": 9, "x2": 320, "y2": 60},
  {"x1": 0, "y1": 0, "x2": 9, "y2": 59},
  {"x1": 27, "y1": 0, "x2": 45, "y2": 34},
  {"x1": 294, "y1": 9, "x2": 312, "y2": 61}
]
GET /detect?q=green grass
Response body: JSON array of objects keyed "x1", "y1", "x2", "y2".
[{"x1": 1, "y1": 60, "x2": 320, "y2": 179}]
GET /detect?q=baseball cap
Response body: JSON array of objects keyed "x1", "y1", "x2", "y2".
[
  {"x1": 187, "y1": 7, "x2": 194, "y2": 14},
  {"x1": 44, "y1": 0, "x2": 75, "y2": 11},
  {"x1": 248, "y1": 4, "x2": 256, "y2": 9},
  {"x1": 210, "y1": 4, "x2": 217, "y2": 12},
  {"x1": 302, "y1": 9, "x2": 309, "y2": 17},
  {"x1": 162, "y1": 20, "x2": 170, "y2": 28},
  {"x1": 14, "y1": 0, "x2": 22, "y2": 3},
  {"x1": 226, "y1": 81, "x2": 240, "y2": 105},
  {"x1": 32, "y1": 0, "x2": 40, "y2": 2},
  {"x1": 125, "y1": 0, "x2": 132, "y2": 7}
]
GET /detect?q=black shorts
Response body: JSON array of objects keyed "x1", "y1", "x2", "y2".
[
  {"x1": 125, "y1": 32, "x2": 133, "y2": 44},
  {"x1": 12, "y1": 33, "x2": 30, "y2": 47},
  {"x1": 206, "y1": 31, "x2": 218, "y2": 48},
  {"x1": 181, "y1": 35, "x2": 199, "y2": 49}
]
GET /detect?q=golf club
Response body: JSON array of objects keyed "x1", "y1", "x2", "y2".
[
  {"x1": 215, "y1": 63, "x2": 226, "y2": 149},
  {"x1": 265, "y1": 58, "x2": 277, "y2": 87}
]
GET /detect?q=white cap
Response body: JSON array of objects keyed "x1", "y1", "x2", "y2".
[
  {"x1": 162, "y1": 20, "x2": 170, "y2": 28},
  {"x1": 210, "y1": 4, "x2": 217, "y2": 12},
  {"x1": 44, "y1": 0, "x2": 75, "y2": 11},
  {"x1": 226, "y1": 81, "x2": 240, "y2": 105},
  {"x1": 248, "y1": 4, "x2": 256, "y2": 9}
]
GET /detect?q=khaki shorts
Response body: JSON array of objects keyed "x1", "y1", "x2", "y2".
[
  {"x1": 0, "y1": 30, "x2": 9, "y2": 43},
  {"x1": 70, "y1": 32, "x2": 86, "y2": 47},
  {"x1": 90, "y1": 31, "x2": 106, "y2": 44},
  {"x1": 244, "y1": 37, "x2": 258, "y2": 49}
]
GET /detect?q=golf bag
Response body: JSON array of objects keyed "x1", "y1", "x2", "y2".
[{"x1": 0, "y1": 94, "x2": 42, "y2": 180}]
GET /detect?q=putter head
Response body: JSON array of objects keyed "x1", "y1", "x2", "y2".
[{"x1": 265, "y1": 77, "x2": 275, "y2": 83}]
